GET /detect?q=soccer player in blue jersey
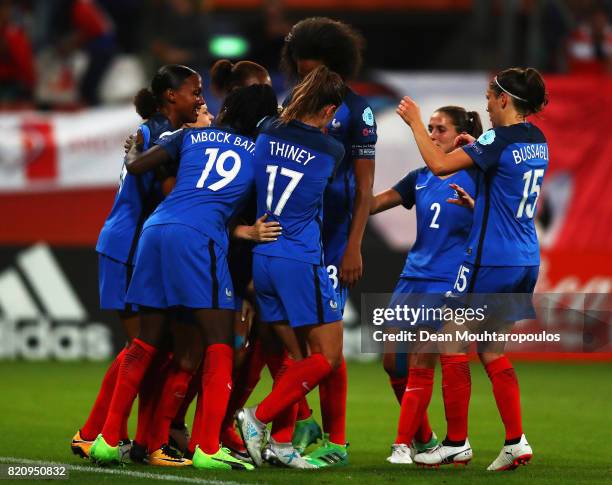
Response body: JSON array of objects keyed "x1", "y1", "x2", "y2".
[
  {"x1": 279, "y1": 17, "x2": 376, "y2": 465},
  {"x1": 89, "y1": 83, "x2": 279, "y2": 471},
  {"x1": 397, "y1": 67, "x2": 549, "y2": 471},
  {"x1": 370, "y1": 106, "x2": 482, "y2": 465},
  {"x1": 235, "y1": 65, "x2": 346, "y2": 468},
  {"x1": 170, "y1": 59, "x2": 277, "y2": 462},
  {"x1": 72, "y1": 65, "x2": 203, "y2": 461}
]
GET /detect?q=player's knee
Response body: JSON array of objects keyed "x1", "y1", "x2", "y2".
[
  {"x1": 478, "y1": 351, "x2": 503, "y2": 365},
  {"x1": 176, "y1": 354, "x2": 201, "y2": 373},
  {"x1": 322, "y1": 349, "x2": 343, "y2": 370}
]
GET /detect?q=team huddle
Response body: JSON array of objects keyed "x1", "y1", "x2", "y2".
[{"x1": 70, "y1": 16, "x2": 550, "y2": 473}]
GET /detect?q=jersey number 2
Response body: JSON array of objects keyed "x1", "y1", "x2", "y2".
[
  {"x1": 266, "y1": 165, "x2": 304, "y2": 216},
  {"x1": 196, "y1": 148, "x2": 241, "y2": 191},
  {"x1": 429, "y1": 202, "x2": 441, "y2": 229}
]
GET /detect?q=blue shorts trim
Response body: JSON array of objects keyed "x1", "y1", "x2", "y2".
[
  {"x1": 126, "y1": 224, "x2": 235, "y2": 310},
  {"x1": 451, "y1": 262, "x2": 539, "y2": 321},
  {"x1": 452, "y1": 262, "x2": 539, "y2": 294},
  {"x1": 98, "y1": 254, "x2": 136, "y2": 311},
  {"x1": 253, "y1": 254, "x2": 342, "y2": 327}
]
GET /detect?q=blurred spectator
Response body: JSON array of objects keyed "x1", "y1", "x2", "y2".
[
  {"x1": 541, "y1": 0, "x2": 574, "y2": 72},
  {"x1": 567, "y1": 1, "x2": 612, "y2": 73},
  {"x1": 0, "y1": 0, "x2": 35, "y2": 105},
  {"x1": 143, "y1": 0, "x2": 208, "y2": 73},
  {"x1": 50, "y1": 0, "x2": 118, "y2": 105},
  {"x1": 98, "y1": 0, "x2": 143, "y2": 54}
]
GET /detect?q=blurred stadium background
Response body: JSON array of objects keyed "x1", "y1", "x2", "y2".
[{"x1": 0, "y1": 0, "x2": 609, "y2": 360}]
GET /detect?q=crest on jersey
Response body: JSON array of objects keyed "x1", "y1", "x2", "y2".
[
  {"x1": 362, "y1": 107, "x2": 375, "y2": 127},
  {"x1": 330, "y1": 299, "x2": 338, "y2": 310},
  {"x1": 477, "y1": 130, "x2": 496, "y2": 146}
]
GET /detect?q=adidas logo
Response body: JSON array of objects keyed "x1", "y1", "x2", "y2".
[
  {"x1": 245, "y1": 422, "x2": 259, "y2": 440},
  {"x1": 0, "y1": 243, "x2": 113, "y2": 360}
]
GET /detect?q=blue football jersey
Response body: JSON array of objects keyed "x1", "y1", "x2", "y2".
[
  {"x1": 252, "y1": 117, "x2": 345, "y2": 265},
  {"x1": 145, "y1": 127, "x2": 257, "y2": 253},
  {"x1": 282, "y1": 88, "x2": 377, "y2": 263},
  {"x1": 322, "y1": 89, "x2": 377, "y2": 254},
  {"x1": 96, "y1": 113, "x2": 174, "y2": 264},
  {"x1": 462, "y1": 122, "x2": 549, "y2": 266},
  {"x1": 393, "y1": 167, "x2": 477, "y2": 281}
]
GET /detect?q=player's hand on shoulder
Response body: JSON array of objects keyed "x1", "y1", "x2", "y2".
[
  {"x1": 396, "y1": 96, "x2": 421, "y2": 127},
  {"x1": 447, "y1": 183, "x2": 475, "y2": 210},
  {"x1": 339, "y1": 244, "x2": 363, "y2": 287},
  {"x1": 454, "y1": 133, "x2": 476, "y2": 148},
  {"x1": 251, "y1": 213, "x2": 282, "y2": 243}
]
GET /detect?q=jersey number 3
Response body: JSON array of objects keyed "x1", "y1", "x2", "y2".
[
  {"x1": 265, "y1": 165, "x2": 304, "y2": 216},
  {"x1": 196, "y1": 148, "x2": 241, "y2": 191}
]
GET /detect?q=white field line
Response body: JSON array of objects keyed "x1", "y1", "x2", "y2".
[{"x1": 0, "y1": 456, "x2": 255, "y2": 485}]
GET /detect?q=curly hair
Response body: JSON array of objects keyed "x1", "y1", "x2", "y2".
[{"x1": 280, "y1": 17, "x2": 365, "y2": 81}]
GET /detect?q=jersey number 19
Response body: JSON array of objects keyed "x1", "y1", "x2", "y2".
[{"x1": 196, "y1": 148, "x2": 241, "y2": 191}]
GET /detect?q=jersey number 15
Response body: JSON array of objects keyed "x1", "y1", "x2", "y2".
[{"x1": 516, "y1": 169, "x2": 544, "y2": 219}]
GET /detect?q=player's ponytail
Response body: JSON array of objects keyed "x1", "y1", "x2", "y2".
[
  {"x1": 465, "y1": 111, "x2": 483, "y2": 138},
  {"x1": 210, "y1": 59, "x2": 270, "y2": 97},
  {"x1": 437, "y1": 106, "x2": 483, "y2": 139},
  {"x1": 490, "y1": 67, "x2": 548, "y2": 116},
  {"x1": 216, "y1": 84, "x2": 278, "y2": 138},
  {"x1": 280, "y1": 65, "x2": 345, "y2": 124}
]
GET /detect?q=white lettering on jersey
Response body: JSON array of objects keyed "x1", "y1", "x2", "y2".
[
  {"x1": 269, "y1": 141, "x2": 316, "y2": 166},
  {"x1": 512, "y1": 144, "x2": 549, "y2": 164},
  {"x1": 233, "y1": 136, "x2": 255, "y2": 154},
  {"x1": 190, "y1": 131, "x2": 231, "y2": 145}
]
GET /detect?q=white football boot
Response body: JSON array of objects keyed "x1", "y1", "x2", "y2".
[
  {"x1": 414, "y1": 439, "x2": 473, "y2": 467},
  {"x1": 262, "y1": 438, "x2": 316, "y2": 469},
  {"x1": 386, "y1": 443, "x2": 413, "y2": 464},
  {"x1": 235, "y1": 407, "x2": 267, "y2": 467},
  {"x1": 487, "y1": 434, "x2": 533, "y2": 471}
]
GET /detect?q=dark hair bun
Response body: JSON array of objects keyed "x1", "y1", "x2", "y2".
[
  {"x1": 524, "y1": 68, "x2": 548, "y2": 114},
  {"x1": 210, "y1": 60, "x2": 234, "y2": 96},
  {"x1": 133, "y1": 88, "x2": 158, "y2": 119}
]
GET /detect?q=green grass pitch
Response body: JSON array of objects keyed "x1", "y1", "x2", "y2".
[{"x1": 0, "y1": 360, "x2": 610, "y2": 484}]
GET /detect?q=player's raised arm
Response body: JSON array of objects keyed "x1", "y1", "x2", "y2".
[{"x1": 397, "y1": 96, "x2": 474, "y2": 176}]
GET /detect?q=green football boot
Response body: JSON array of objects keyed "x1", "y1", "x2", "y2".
[
  {"x1": 291, "y1": 414, "x2": 322, "y2": 454},
  {"x1": 89, "y1": 434, "x2": 121, "y2": 466},
  {"x1": 411, "y1": 431, "x2": 439, "y2": 457},
  {"x1": 303, "y1": 434, "x2": 348, "y2": 468},
  {"x1": 192, "y1": 446, "x2": 254, "y2": 471}
]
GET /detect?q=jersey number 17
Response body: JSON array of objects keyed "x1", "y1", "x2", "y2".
[{"x1": 265, "y1": 165, "x2": 304, "y2": 215}]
